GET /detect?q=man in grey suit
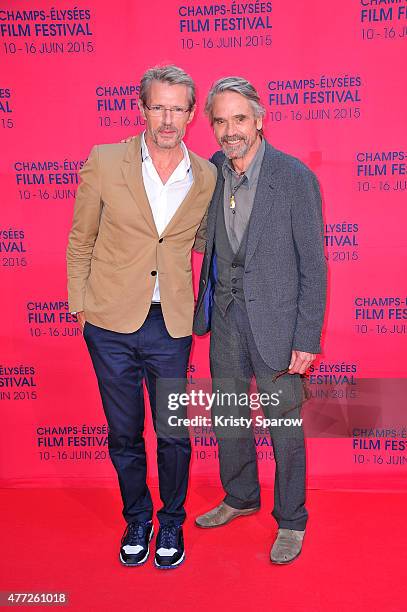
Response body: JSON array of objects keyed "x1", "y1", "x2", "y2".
[{"x1": 193, "y1": 77, "x2": 327, "y2": 564}]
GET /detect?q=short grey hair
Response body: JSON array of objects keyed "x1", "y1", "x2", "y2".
[
  {"x1": 205, "y1": 76, "x2": 266, "y2": 125},
  {"x1": 139, "y1": 65, "x2": 196, "y2": 109}
]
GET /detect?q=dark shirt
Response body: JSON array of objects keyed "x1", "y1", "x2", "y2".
[{"x1": 221, "y1": 137, "x2": 265, "y2": 253}]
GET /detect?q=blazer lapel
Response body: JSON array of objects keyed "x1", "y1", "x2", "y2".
[
  {"x1": 245, "y1": 144, "x2": 278, "y2": 266},
  {"x1": 161, "y1": 153, "x2": 203, "y2": 238},
  {"x1": 121, "y1": 135, "x2": 158, "y2": 236}
]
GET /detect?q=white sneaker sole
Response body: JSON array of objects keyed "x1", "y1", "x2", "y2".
[
  {"x1": 154, "y1": 550, "x2": 185, "y2": 570},
  {"x1": 119, "y1": 525, "x2": 154, "y2": 567}
]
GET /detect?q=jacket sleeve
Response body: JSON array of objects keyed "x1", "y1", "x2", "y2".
[
  {"x1": 66, "y1": 146, "x2": 102, "y2": 312},
  {"x1": 291, "y1": 171, "x2": 327, "y2": 353},
  {"x1": 193, "y1": 160, "x2": 216, "y2": 253},
  {"x1": 193, "y1": 208, "x2": 208, "y2": 253}
]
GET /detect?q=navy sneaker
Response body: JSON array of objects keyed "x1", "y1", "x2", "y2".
[
  {"x1": 119, "y1": 520, "x2": 154, "y2": 566},
  {"x1": 154, "y1": 525, "x2": 185, "y2": 569}
]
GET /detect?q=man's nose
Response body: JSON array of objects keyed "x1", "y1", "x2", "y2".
[
  {"x1": 225, "y1": 121, "x2": 235, "y2": 135},
  {"x1": 162, "y1": 108, "x2": 173, "y2": 123}
]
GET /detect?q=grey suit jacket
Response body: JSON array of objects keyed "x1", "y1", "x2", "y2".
[{"x1": 193, "y1": 139, "x2": 327, "y2": 371}]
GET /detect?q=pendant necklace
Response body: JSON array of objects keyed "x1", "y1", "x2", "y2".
[{"x1": 229, "y1": 173, "x2": 246, "y2": 214}]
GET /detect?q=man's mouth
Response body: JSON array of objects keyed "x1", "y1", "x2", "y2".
[
  {"x1": 223, "y1": 137, "x2": 243, "y2": 144},
  {"x1": 159, "y1": 128, "x2": 177, "y2": 136}
]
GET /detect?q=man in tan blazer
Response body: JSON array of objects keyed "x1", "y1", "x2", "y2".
[{"x1": 66, "y1": 65, "x2": 216, "y2": 570}]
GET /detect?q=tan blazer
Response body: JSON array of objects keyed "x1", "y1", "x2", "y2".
[{"x1": 66, "y1": 135, "x2": 216, "y2": 337}]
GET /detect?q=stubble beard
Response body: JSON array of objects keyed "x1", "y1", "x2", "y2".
[
  {"x1": 151, "y1": 124, "x2": 183, "y2": 150},
  {"x1": 220, "y1": 135, "x2": 250, "y2": 160}
]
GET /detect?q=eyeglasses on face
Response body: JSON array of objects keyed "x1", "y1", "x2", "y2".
[{"x1": 143, "y1": 103, "x2": 191, "y2": 117}]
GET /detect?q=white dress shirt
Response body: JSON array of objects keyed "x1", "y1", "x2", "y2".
[{"x1": 141, "y1": 132, "x2": 193, "y2": 302}]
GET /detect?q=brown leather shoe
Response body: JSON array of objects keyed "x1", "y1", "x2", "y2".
[
  {"x1": 270, "y1": 529, "x2": 305, "y2": 564},
  {"x1": 195, "y1": 502, "x2": 260, "y2": 528}
]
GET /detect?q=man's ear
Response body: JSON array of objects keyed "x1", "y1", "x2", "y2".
[
  {"x1": 187, "y1": 105, "x2": 196, "y2": 124},
  {"x1": 256, "y1": 116, "x2": 263, "y2": 131},
  {"x1": 138, "y1": 99, "x2": 146, "y2": 120}
]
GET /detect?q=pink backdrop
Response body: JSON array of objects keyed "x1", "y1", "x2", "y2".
[{"x1": 1, "y1": 0, "x2": 406, "y2": 489}]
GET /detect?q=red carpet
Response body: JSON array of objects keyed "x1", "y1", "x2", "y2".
[{"x1": 1, "y1": 486, "x2": 406, "y2": 611}]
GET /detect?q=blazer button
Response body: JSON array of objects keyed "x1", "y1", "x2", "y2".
[
  {"x1": 158, "y1": 238, "x2": 163, "y2": 243},
  {"x1": 202, "y1": 279, "x2": 206, "y2": 285},
  {"x1": 151, "y1": 271, "x2": 157, "y2": 276},
  {"x1": 231, "y1": 288, "x2": 237, "y2": 294}
]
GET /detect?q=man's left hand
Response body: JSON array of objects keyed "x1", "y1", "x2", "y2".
[{"x1": 288, "y1": 350, "x2": 316, "y2": 374}]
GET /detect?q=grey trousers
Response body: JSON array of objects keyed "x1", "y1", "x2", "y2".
[{"x1": 210, "y1": 300, "x2": 308, "y2": 530}]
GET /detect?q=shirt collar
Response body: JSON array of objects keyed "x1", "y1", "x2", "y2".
[
  {"x1": 141, "y1": 131, "x2": 191, "y2": 173},
  {"x1": 222, "y1": 137, "x2": 265, "y2": 187}
]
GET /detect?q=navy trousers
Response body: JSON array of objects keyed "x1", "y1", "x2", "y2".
[{"x1": 83, "y1": 305, "x2": 192, "y2": 526}]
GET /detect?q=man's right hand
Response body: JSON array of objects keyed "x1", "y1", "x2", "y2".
[{"x1": 76, "y1": 311, "x2": 86, "y2": 330}]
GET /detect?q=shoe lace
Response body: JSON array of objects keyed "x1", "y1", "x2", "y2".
[
  {"x1": 123, "y1": 522, "x2": 148, "y2": 546},
  {"x1": 159, "y1": 525, "x2": 178, "y2": 549}
]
